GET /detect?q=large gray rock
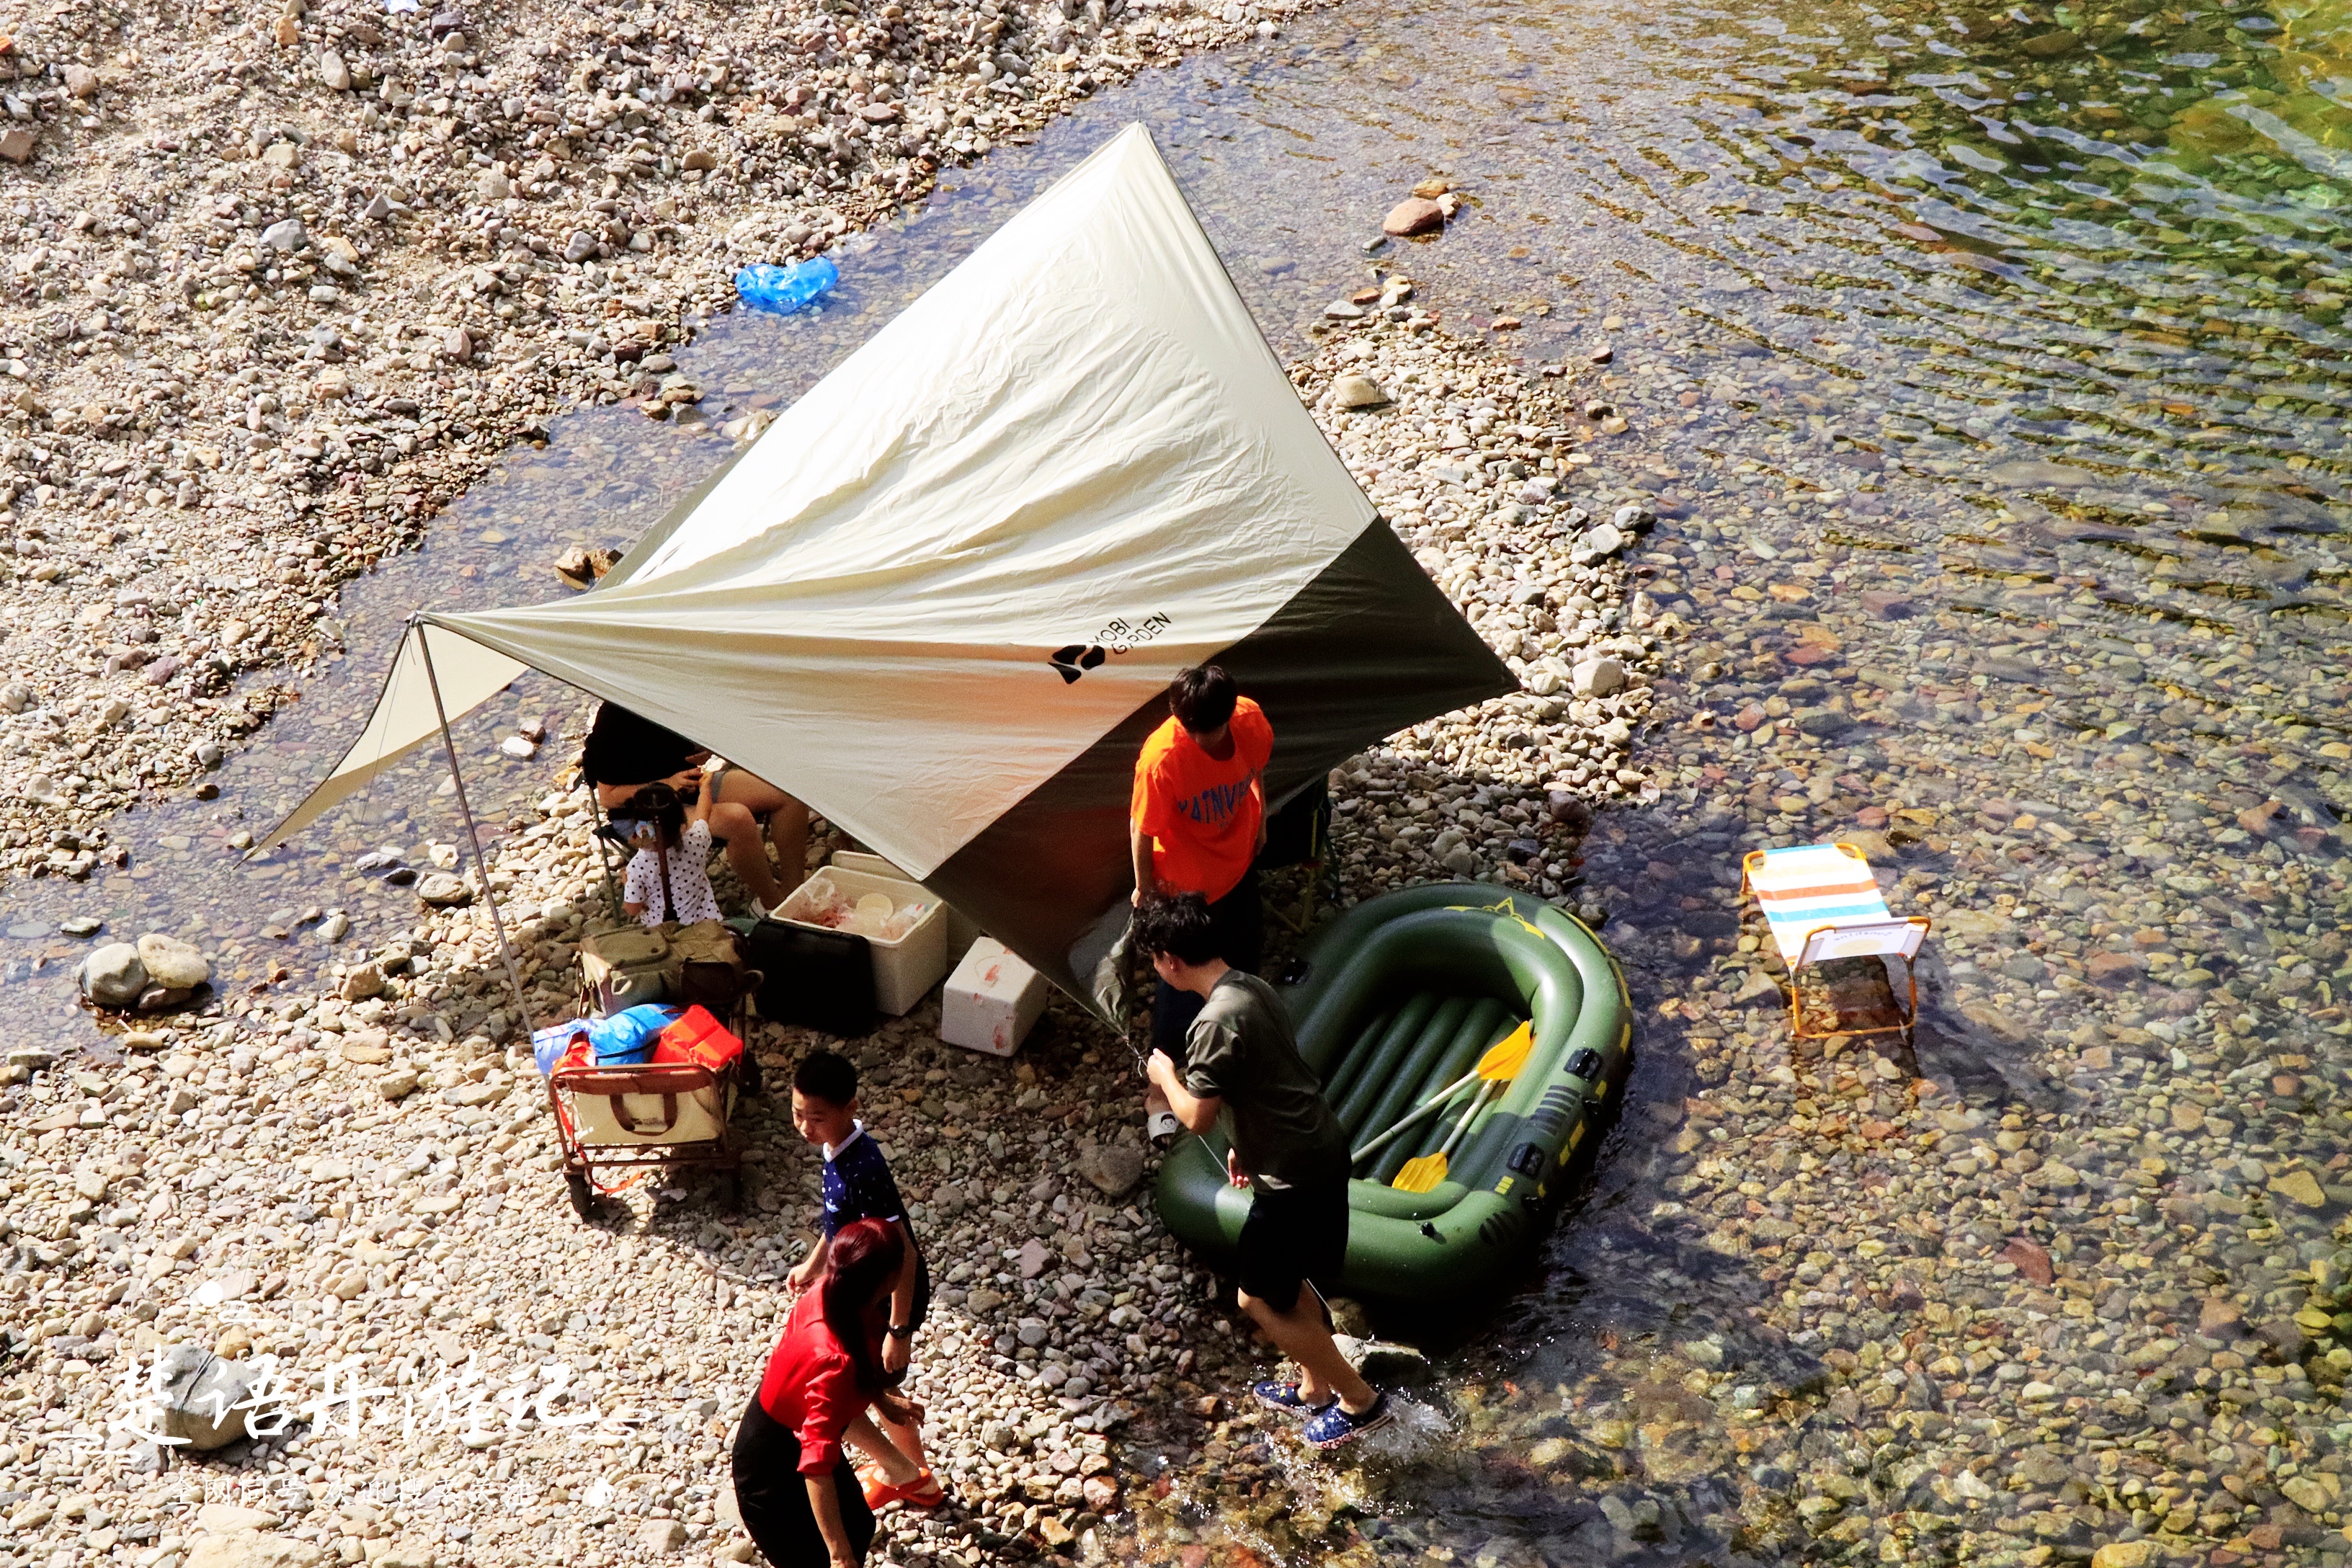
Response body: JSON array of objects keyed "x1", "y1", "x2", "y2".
[
  {"x1": 156, "y1": 1347, "x2": 265, "y2": 1451},
  {"x1": 1076, "y1": 1141, "x2": 1145, "y2": 1200},
  {"x1": 1331, "y1": 374, "x2": 1389, "y2": 409},
  {"x1": 1576, "y1": 522, "x2": 1627, "y2": 559},
  {"x1": 1335, "y1": 1334, "x2": 1433, "y2": 1384},
  {"x1": 136, "y1": 934, "x2": 210, "y2": 990},
  {"x1": 79, "y1": 943, "x2": 148, "y2": 1007}
]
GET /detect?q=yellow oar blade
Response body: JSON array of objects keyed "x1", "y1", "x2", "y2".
[
  {"x1": 1390, "y1": 1081, "x2": 1497, "y2": 1193},
  {"x1": 1476, "y1": 1021, "x2": 1534, "y2": 1082},
  {"x1": 1390, "y1": 1152, "x2": 1448, "y2": 1193},
  {"x1": 1365, "y1": 1023, "x2": 1534, "y2": 1175}
]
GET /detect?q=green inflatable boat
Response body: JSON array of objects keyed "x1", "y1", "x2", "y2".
[{"x1": 1154, "y1": 883, "x2": 1632, "y2": 1306}]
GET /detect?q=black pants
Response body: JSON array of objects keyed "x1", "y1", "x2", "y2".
[
  {"x1": 731, "y1": 1397, "x2": 874, "y2": 1568},
  {"x1": 1151, "y1": 870, "x2": 1264, "y2": 1062}
]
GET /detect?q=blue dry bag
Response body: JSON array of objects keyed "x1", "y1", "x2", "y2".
[
  {"x1": 584, "y1": 1004, "x2": 679, "y2": 1066},
  {"x1": 532, "y1": 1020, "x2": 590, "y2": 1077}
]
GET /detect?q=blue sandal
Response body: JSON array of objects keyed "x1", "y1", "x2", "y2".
[
  {"x1": 1305, "y1": 1391, "x2": 1395, "y2": 1448},
  {"x1": 1252, "y1": 1380, "x2": 1335, "y2": 1420}
]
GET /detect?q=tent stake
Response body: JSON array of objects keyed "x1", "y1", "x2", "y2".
[{"x1": 414, "y1": 619, "x2": 535, "y2": 1046}]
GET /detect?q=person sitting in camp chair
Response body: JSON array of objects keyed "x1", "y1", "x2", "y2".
[{"x1": 582, "y1": 702, "x2": 808, "y2": 916}]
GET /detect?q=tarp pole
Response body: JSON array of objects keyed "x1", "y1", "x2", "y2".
[
  {"x1": 414, "y1": 618, "x2": 535, "y2": 1045},
  {"x1": 581, "y1": 768, "x2": 625, "y2": 922}
]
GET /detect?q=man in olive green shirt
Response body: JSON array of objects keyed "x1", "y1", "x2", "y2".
[{"x1": 1138, "y1": 894, "x2": 1392, "y2": 1450}]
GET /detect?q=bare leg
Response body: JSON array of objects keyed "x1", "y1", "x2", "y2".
[
  {"x1": 1239, "y1": 1288, "x2": 1373, "y2": 1412},
  {"x1": 705, "y1": 801, "x2": 783, "y2": 908},
  {"x1": 876, "y1": 1410, "x2": 928, "y2": 1474},
  {"x1": 840, "y1": 1411, "x2": 922, "y2": 1485},
  {"x1": 712, "y1": 771, "x2": 812, "y2": 897},
  {"x1": 767, "y1": 796, "x2": 811, "y2": 894}
]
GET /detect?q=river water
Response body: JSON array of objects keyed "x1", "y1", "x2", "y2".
[{"x1": 10, "y1": 0, "x2": 2352, "y2": 1555}]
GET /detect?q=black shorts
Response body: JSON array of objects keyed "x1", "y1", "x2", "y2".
[{"x1": 1236, "y1": 1177, "x2": 1348, "y2": 1315}]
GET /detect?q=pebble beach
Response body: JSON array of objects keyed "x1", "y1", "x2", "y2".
[
  {"x1": 0, "y1": 285, "x2": 1668, "y2": 1568},
  {"x1": 0, "y1": 0, "x2": 1283, "y2": 868},
  {"x1": 4, "y1": 0, "x2": 2352, "y2": 1564}
]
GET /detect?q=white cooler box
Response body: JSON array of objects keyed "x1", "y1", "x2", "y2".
[
  {"x1": 775, "y1": 867, "x2": 949, "y2": 1015},
  {"x1": 940, "y1": 937, "x2": 1051, "y2": 1057},
  {"x1": 832, "y1": 850, "x2": 986, "y2": 964}
]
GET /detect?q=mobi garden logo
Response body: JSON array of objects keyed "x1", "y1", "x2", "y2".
[{"x1": 1049, "y1": 612, "x2": 1171, "y2": 684}]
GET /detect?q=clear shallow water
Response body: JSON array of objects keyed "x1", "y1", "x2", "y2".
[{"x1": 8, "y1": 0, "x2": 2352, "y2": 1557}]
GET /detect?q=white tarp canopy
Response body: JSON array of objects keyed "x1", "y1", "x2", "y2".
[{"x1": 271, "y1": 124, "x2": 1510, "y2": 1013}]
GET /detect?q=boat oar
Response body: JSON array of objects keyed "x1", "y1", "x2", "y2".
[
  {"x1": 1351, "y1": 1021, "x2": 1532, "y2": 1164},
  {"x1": 1391, "y1": 1079, "x2": 1496, "y2": 1193}
]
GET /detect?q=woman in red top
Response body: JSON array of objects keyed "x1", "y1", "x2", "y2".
[{"x1": 732, "y1": 1220, "x2": 931, "y2": 1568}]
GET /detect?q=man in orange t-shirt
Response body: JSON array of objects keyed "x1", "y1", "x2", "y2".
[{"x1": 1131, "y1": 664, "x2": 1273, "y2": 1144}]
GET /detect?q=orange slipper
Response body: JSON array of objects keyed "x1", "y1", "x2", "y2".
[{"x1": 859, "y1": 1466, "x2": 946, "y2": 1510}]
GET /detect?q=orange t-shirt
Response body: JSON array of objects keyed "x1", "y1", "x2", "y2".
[{"x1": 1130, "y1": 698, "x2": 1274, "y2": 902}]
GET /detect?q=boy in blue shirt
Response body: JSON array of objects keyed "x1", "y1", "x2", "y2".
[{"x1": 787, "y1": 1049, "x2": 941, "y2": 1509}]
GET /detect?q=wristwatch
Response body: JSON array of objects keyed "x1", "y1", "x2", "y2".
[{"x1": 886, "y1": 1323, "x2": 916, "y2": 1339}]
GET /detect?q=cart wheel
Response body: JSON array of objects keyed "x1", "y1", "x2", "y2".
[
  {"x1": 741, "y1": 1051, "x2": 764, "y2": 1098},
  {"x1": 565, "y1": 1172, "x2": 599, "y2": 1222}
]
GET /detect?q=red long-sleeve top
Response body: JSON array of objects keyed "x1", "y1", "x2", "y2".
[{"x1": 755, "y1": 1292, "x2": 868, "y2": 1476}]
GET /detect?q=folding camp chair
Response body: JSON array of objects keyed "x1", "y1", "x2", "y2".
[
  {"x1": 1256, "y1": 776, "x2": 1334, "y2": 936},
  {"x1": 1740, "y1": 842, "x2": 1930, "y2": 1041},
  {"x1": 582, "y1": 771, "x2": 628, "y2": 922}
]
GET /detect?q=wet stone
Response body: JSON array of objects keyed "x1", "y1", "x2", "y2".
[
  {"x1": 1381, "y1": 197, "x2": 1446, "y2": 236},
  {"x1": 416, "y1": 873, "x2": 471, "y2": 907},
  {"x1": 78, "y1": 943, "x2": 147, "y2": 1008}
]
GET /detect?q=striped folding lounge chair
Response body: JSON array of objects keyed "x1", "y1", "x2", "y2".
[{"x1": 1740, "y1": 842, "x2": 1930, "y2": 1041}]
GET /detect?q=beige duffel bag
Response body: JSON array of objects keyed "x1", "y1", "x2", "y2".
[{"x1": 557, "y1": 1065, "x2": 735, "y2": 1147}]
